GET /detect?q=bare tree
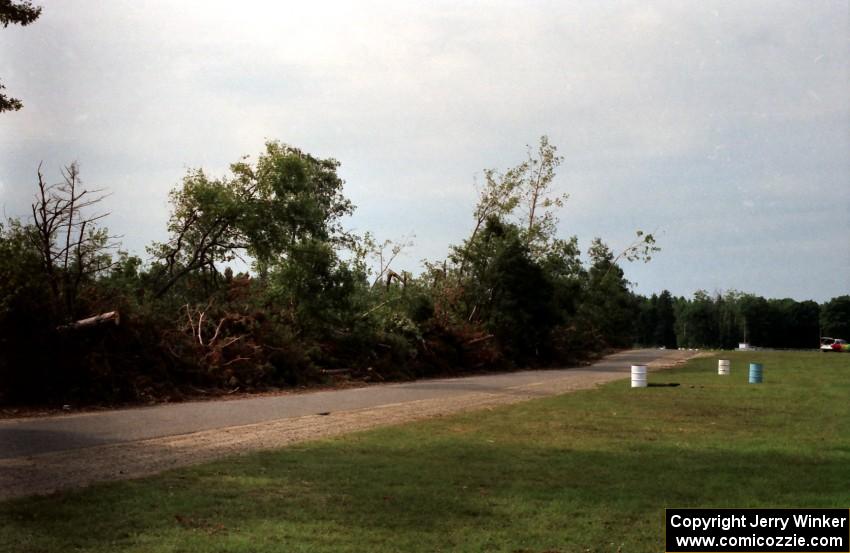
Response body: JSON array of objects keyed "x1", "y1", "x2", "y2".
[
  {"x1": 362, "y1": 233, "x2": 414, "y2": 288},
  {"x1": 30, "y1": 162, "x2": 116, "y2": 320}
]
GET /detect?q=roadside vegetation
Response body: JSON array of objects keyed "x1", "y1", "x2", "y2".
[
  {"x1": 2, "y1": 136, "x2": 847, "y2": 409},
  {"x1": 2, "y1": 350, "x2": 848, "y2": 552},
  {"x1": 0, "y1": 138, "x2": 662, "y2": 407}
]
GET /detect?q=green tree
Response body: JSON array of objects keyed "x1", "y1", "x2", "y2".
[
  {"x1": 738, "y1": 294, "x2": 771, "y2": 346},
  {"x1": 654, "y1": 290, "x2": 677, "y2": 348},
  {"x1": 538, "y1": 235, "x2": 585, "y2": 324},
  {"x1": 458, "y1": 136, "x2": 566, "y2": 265},
  {"x1": 0, "y1": 219, "x2": 47, "y2": 318},
  {"x1": 788, "y1": 300, "x2": 820, "y2": 348},
  {"x1": 635, "y1": 294, "x2": 657, "y2": 346},
  {"x1": 1, "y1": 0, "x2": 41, "y2": 113},
  {"x1": 715, "y1": 290, "x2": 746, "y2": 349},
  {"x1": 579, "y1": 238, "x2": 637, "y2": 348},
  {"x1": 266, "y1": 238, "x2": 363, "y2": 332},
  {"x1": 675, "y1": 290, "x2": 717, "y2": 348},
  {"x1": 516, "y1": 136, "x2": 567, "y2": 254},
  {"x1": 462, "y1": 218, "x2": 557, "y2": 361},
  {"x1": 0, "y1": 219, "x2": 53, "y2": 402},
  {"x1": 821, "y1": 296, "x2": 850, "y2": 339},
  {"x1": 151, "y1": 140, "x2": 353, "y2": 299}
]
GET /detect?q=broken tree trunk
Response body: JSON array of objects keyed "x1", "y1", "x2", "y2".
[{"x1": 58, "y1": 311, "x2": 120, "y2": 331}]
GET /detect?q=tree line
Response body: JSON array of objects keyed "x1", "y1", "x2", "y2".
[
  {"x1": 635, "y1": 291, "x2": 849, "y2": 350},
  {"x1": 0, "y1": 138, "x2": 662, "y2": 405},
  {"x1": 1, "y1": 138, "x2": 845, "y2": 407}
]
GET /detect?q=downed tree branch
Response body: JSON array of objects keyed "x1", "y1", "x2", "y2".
[
  {"x1": 386, "y1": 269, "x2": 407, "y2": 289},
  {"x1": 357, "y1": 297, "x2": 402, "y2": 319},
  {"x1": 57, "y1": 311, "x2": 120, "y2": 331},
  {"x1": 465, "y1": 334, "x2": 494, "y2": 346},
  {"x1": 219, "y1": 356, "x2": 252, "y2": 368},
  {"x1": 320, "y1": 368, "x2": 352, "y2": 375}
]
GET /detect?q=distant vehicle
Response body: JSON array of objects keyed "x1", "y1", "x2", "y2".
[{"x1": 820, "y1": 337, "x2": 849, "y2": 352}]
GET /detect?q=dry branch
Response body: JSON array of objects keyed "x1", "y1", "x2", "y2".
[
  {"x1": 465, "y1": 334, "x2": 494, "y2": 346},
  {"x1": 57, "y1": 311, "x2": 120, "y2": 331}
]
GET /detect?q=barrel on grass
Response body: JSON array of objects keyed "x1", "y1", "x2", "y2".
[
  {"x1": 631, "y1": 365, "x2": 647, "y2": 388},
  {"x1": 748, "y1": 363, "x2": 763, "y2": 384},
  {"x1": 718, "y1": 359, "x2": 730, "y2": 375}
]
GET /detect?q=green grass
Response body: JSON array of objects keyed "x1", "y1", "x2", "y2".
[{"x1": 2, "y1": 351, "x2": 849, "y2": 552}]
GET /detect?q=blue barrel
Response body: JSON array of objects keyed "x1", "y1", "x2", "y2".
[{"x1": 748, "y1": 363, "x2": 763, "y2": 384}]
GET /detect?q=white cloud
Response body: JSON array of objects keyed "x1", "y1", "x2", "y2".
[{"x1": 0, "y1": 0, "x2": 847, "y2": 300}]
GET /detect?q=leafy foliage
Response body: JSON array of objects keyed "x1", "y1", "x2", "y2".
[
  {"x1": 820, "y1": 296, "x2": 850, "y2": 339},
  {"x1": 5, "y1": 137, "x2": 847, "y2": 407},
  {"x1": 578, "y1": 238, "x2": 638, "y2": 348},
  {"x1": 636, "y1": 290, "x2": 830, "y2": 349},
  {"x1": 1, "y1": 0, "x2": 42, "y2": 113},
  {"x1": 10, "y1": 134, "x2": 850, "y2": 411},
  {"x1": 149, "y1": 141, "x2": 353, "y2": 299}
]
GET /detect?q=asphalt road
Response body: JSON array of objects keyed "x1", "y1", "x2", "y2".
[{"x1": 0, "y1": 349, "x2": 671, "y2": 459}]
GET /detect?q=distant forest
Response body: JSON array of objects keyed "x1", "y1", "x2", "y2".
[
  {"x1": 1, "y1": 138, "x2": 846, "y2": 406},
  {"x1": 634, "y1": 290, "x2": 848, "y2": 350}
]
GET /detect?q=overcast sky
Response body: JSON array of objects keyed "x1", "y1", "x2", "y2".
[{"x1": 1, "y1": 1, "x2": 848, "y2": 301}]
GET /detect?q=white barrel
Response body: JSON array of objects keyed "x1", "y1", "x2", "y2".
[
  {"x1": 631, "y1": 365, "x2": 647, "y2": 388},
  {"x1": 718, "y1": 359, "x2": 730, "y2": 375}
]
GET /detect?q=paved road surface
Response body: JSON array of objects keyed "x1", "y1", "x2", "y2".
[{"x1": 1, "y1": 349, "x2": 673, "y2": 459}]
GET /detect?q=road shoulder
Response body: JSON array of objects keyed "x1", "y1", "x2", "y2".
[{"x1": 0, "y1": 349, "x2": 702, "y2": 500}]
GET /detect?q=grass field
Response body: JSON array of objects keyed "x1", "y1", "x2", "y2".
[{"x1": 2, "y1": 351, "x2": 849, "y2": 552}]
